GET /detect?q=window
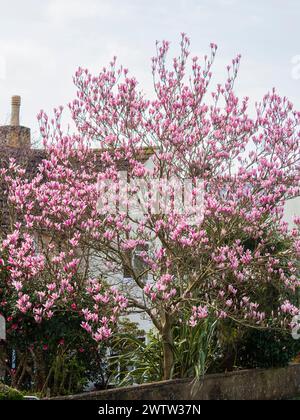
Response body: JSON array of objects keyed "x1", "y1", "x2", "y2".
[{"x1": 123, "y1": 244, "x2": 149, "y2": 281}]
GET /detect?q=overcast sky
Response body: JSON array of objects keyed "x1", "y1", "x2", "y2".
[{"x1": 0, "y1": 0, "x2": 300, "y2": 140}]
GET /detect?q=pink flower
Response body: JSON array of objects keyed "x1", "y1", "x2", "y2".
[
  {"x1": 81, "y1": 322, "x2": 92, "y2": 334},
  {"x1": 93, "y1": 327, "x2": 112, "y2": 342},
  {"x1": 226, "y1": 299, "x2": 233, "y2": 308}
]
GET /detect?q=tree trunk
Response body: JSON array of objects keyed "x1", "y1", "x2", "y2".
[
  {"x1": 30, "y1": 348, "x2": 46, "y2": 393},
  {"x1": 161, "y1": 314, "x2": 174, "y2": 381}
]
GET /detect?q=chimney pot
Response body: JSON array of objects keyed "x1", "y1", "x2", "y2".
[
  {"x1": 10, "y1": 95, "x2": 21, "y2": 126},
  {"x1": 0, "y1": 95, "x2": 31, "y2": 148}
]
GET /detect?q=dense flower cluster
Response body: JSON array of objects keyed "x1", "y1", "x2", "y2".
[{"x1": 0, "y1": 230, "x2": 126, "y2": 342}]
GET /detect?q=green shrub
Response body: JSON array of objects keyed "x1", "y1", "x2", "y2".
[
  {"x1": 210, "y1": 320, "x2": 300, "y2": 372},
  {"x1": 109, "y1": 315, "x2": 218, "y2": 386},
  {"x1": 235, "y1": 328, "x2": 300, "y2": 369},
  {"x1": 0, "y1": 383, "x2": 24, "y2": 400}
]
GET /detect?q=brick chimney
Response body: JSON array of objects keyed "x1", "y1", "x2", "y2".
[{"x1": 0, "y1": 96, "x2": 31, "y2": 148}]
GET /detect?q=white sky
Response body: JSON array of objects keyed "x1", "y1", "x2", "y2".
[{"x1": 0, "y1": 0, "x2": 300, "y2": 140}]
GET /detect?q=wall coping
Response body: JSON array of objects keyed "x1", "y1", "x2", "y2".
[{"x1": 50, "y1": 364, "x2": 300, "y2": 400}]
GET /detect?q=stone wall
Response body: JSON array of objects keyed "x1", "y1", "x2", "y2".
[
  {"x1": 51, "y1": 364, "x2": 300, "y2": 400},
  {"x1": 0, "y1": 126, "x2": 31, "y2": 148}
]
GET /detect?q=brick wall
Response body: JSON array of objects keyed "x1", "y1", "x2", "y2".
[{"x1": 0, "y1": 126, "x2": 31, "y2": 148}]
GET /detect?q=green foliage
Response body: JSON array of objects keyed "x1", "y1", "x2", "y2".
[
  {"x1": 0, "y1": 383, "x2": 24, "y2": 400},
  {"x1": 210, "y1": 320, "x2": 300, "y2": 372},
  {"x1": 109, "y1": 315, "x2": 218, "y2": 386},
  {"x1": 234, "y1": 328, "x2": 300, "y2": 369},
  {"x1": 110, "y1": 313, "x2": 300, "y2": 387},
  {"x1": 110, "y1": 330, "x2": 163, "y2": 386},
  {"x1": 172, "y1": 315, "x2": 218, "y2": 380}
]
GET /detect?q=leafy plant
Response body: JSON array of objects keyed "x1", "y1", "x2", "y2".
[
  {"x1": 0, "y1": 383, "x2": 23, "y2": 400},
  {"x1": 109, "y1": 330, "x2": 163, "y2": 386},
  {"x1": 109, "y1": 314, "x2": 218, "y2": 387},
  {"x1": 173, "y1": 315, "x2": 218, "y2": 381}
]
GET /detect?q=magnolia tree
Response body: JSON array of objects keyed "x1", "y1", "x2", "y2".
[{"x1": 2, "y1": 35, "x2": 300, "y2": 380}]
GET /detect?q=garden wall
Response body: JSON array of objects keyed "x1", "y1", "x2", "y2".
[{"x1": 52, "y1": 364, "x2": 300, "y2": 400}]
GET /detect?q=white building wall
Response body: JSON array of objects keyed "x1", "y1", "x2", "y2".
[{"x1": 284, "y1": 197, "x2": 300, "y2": 228}]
